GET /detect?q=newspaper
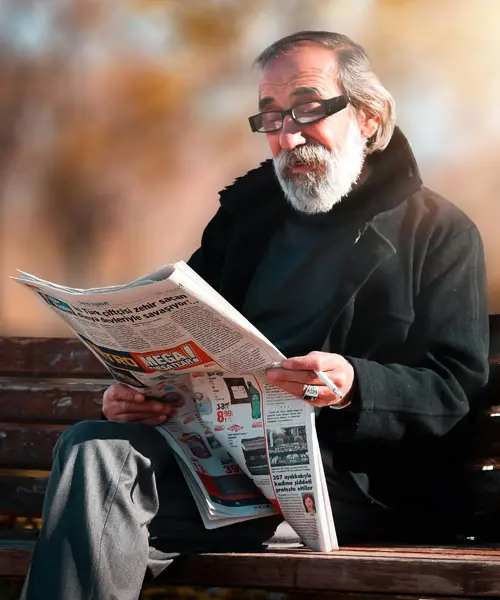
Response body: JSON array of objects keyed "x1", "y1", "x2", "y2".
[{"x1": 13, "y1": 261, "x2": 338, "y2": 552}]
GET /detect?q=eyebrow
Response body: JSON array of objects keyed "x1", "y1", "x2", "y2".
[{"x1": 258, "y1": 86, "x2": 321, "y2": 111}]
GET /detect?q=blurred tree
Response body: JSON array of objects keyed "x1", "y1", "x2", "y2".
[{"x1": 0, "y1": 0, "x2": 269, "y2": 291}]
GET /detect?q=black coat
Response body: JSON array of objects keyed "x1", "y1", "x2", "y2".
[{"x1": 188, "y1": 128, "x2": 489, "y2": 523}]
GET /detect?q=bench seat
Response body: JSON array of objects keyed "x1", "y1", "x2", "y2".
[{"x1": 2, "y1": 539, "x2": 500, "y2": 597}]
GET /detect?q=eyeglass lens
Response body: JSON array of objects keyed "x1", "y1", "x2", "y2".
[{"x1": 255, "y1": 100, "x2": 327, "y2": 132}]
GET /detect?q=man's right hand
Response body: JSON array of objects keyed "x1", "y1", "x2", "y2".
[{"x1": 102, "y1": 384, "x2": 173, "y2": 425}]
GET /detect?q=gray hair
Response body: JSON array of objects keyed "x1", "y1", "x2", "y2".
[{"x1": 254, "y1": 31, "x2": 396, "y2": 154}]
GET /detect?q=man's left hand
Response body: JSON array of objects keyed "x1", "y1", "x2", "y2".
[{"x1": 266, "y1": 351, "x2": 354, "y2": 408}]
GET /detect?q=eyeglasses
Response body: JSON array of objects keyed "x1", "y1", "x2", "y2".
[{"x1": 248, "y1": 95, "x2": 348, "y2": 134}]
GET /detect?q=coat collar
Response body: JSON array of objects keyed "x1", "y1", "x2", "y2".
[{"x1": 219, "y1": 127, "x2": 423, "y2": 223}]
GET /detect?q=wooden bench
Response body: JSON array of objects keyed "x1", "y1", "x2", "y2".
[{"x1": 1, "y1": 327, "x2": 500, "y2": 599}]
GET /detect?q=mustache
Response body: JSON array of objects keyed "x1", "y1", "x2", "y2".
[{"x1": 278, "y1": 144, "x2": 331, "y2": 168}]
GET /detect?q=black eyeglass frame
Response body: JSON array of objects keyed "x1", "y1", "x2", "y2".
[{"x1": 248, "y1": 95, "x2": 348, "y2": 133}]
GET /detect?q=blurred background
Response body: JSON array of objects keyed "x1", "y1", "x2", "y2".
[{"x1": 1, "y1": 0, "x2": 499, "y2": 336}]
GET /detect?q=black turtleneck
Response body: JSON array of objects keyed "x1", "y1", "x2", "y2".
[{"x1": 241, "y1": 188, "x2": 369, "y2": 358}]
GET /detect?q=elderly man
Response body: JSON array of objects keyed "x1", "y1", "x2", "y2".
[{"x1": 22, "y1": 31, "x2": 489, "y2": 600}]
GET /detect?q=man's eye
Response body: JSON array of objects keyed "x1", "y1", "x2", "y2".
[
  {"x1": 295, "y1": 102, "x2": 324, "y2": 122},
  {"x1": 261, "y1": 112, "x2": 282, "y2": 127}
]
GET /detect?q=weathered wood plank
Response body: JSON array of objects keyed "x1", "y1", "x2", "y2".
[
  {"x1": 3, "y1": 543, "x2": 500, "y2": 596},
  {"x1": 0, "y1": 540, "x2": 33, "y2": 578},
  {"x1": 0, "y1": 474, "x2": 48, "y2": 517},
  {"x1": 0, "y1": 382, "x2": 106, "y2": 423},
  {"x1": 0, "y1": 424, "x2": 67, "y2": 470},
  {"x1": 0, "y1": 338, "x2": 107, "y2": 377},
  {"x1": 144, "y1": 588, "x2": 477, "y2": 600},
  {"x1": 0, "y1": 335, "x2": 495, "y2": 376},
  {"x1": 163, "y1": 550, "x2": 500, "y2": 596},
  {"x1": 337, "y1": 545, "x2": 500, "y2": 558}
]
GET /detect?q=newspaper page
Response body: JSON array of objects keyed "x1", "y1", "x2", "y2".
[{"x1": 13, "y1": 262, "x2": 338, "y2": 552}]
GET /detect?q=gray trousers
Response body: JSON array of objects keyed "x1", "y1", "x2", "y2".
[{"x1": 20, "y1": 420, "x2": 385, "y2": 600}]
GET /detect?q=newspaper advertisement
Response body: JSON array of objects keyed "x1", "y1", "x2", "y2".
[{"x1": 13, "y1": 262, "x2": 338, "y2": 552}]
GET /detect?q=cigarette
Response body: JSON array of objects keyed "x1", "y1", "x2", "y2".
[{"x1": 314, "y1": 370, "x2": 344, "y2": 400}]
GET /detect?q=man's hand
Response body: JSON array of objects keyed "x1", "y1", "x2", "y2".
[
  {"x1": 266, "y1": 351, "x2": 354, "y2": 408},
  {"x1": 102, "y1": 384, "x2": 173, "y2": 425}
]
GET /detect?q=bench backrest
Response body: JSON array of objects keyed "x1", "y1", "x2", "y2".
[
  {"x1": 0, "y1": 323, "x2": 499, "y2": 526},
  {"x1": 0, "y1": 338, "x2": 112, "y2": 522}
]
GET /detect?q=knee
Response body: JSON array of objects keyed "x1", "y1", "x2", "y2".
[
  {"x1": 57, "y1": 420, "x2": 111, "y2": 447},
  {"x1": 54, "y1": 420, "x2": 167, "y2": 467},
  {"x1": 54, "y1": 420, "x2": 130, "y2": 461}
]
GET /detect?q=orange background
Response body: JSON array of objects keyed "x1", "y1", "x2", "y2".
[{"x1": 1, "y1": 0, "x2": 499, "y2": 337}]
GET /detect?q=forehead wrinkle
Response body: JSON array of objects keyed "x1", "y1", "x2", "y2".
[{"x1": 259, "y1": 67, "x2": 339, "y2": 102}]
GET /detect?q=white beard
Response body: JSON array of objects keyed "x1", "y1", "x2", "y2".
[{"x1": 273, "y1": 118, "x2": 367, "y2": 215}]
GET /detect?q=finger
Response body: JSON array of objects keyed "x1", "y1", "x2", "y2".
[
  {"x1": 276, "y1": 381, "x2": 344, "y2": 407},
  {"x1": 112, "y1": 399, "x2": 172, "y2": 415},
  {"x1": 114, "y1": 412, "x2": 170, "y2": 423},
  {"x1": 139, "y1": 416, "x2": 170, "y2": 426},
  {"x1": 267, "y1": 368, "x2": 347, "y2": 390},
  {"x1": 105, "y1": 384, "x2": 145, "y2": 404},
  {"x1": 271, "y1": 380, "x2": 331, "y2": 401},
  {"x1": 282, "y1": 351, "x2": 343, "y2": 372},
  {"x1": 267, "y1": 368, "x2": 324, "y2": 386}
]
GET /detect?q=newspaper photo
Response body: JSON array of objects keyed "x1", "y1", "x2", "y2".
[{"x1": 13, "y1": 261, "x2": 338, "y2": 552}]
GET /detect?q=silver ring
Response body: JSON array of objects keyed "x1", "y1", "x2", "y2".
[{"x1": 302, "y1": 384, "x2": 319, "y2": 402}]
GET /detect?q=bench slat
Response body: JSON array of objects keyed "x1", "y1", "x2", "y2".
[
  {"x1": 165, "y1": 549, "x2": 500, "y2": 596},
  {"x1": 2, "y1": 542, "x2": 500, "y2": 596},
  {"x1": 145, "y1": 589, "x2": 491, "y2": 600},
  {"x1": 0, "y1": 337, "x2": 495, "y2": 377},
  {"x1": 0, "y1": 541, "x2": 33, "y2": 578},
  {"x1": 0, "y1": 338, "x2": 107, "y2": 377},
  {"x1": 0, "y1": 424, "x2": 66, "y2": 470},
  {"x1": 0, "y1": 383, "x2": 106, "y2": 423},
  {"x1": 0, "y1": 474, "x2": 48, "y2": 517}
]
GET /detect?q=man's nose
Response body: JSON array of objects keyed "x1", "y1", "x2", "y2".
[{"x1": 279, "y1": 115, "x2": 306, "y2": 151}]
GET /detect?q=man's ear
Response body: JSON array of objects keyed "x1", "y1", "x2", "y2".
[{"x1": 357, "y1": 110, "x2": 380, "y2": 141}]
